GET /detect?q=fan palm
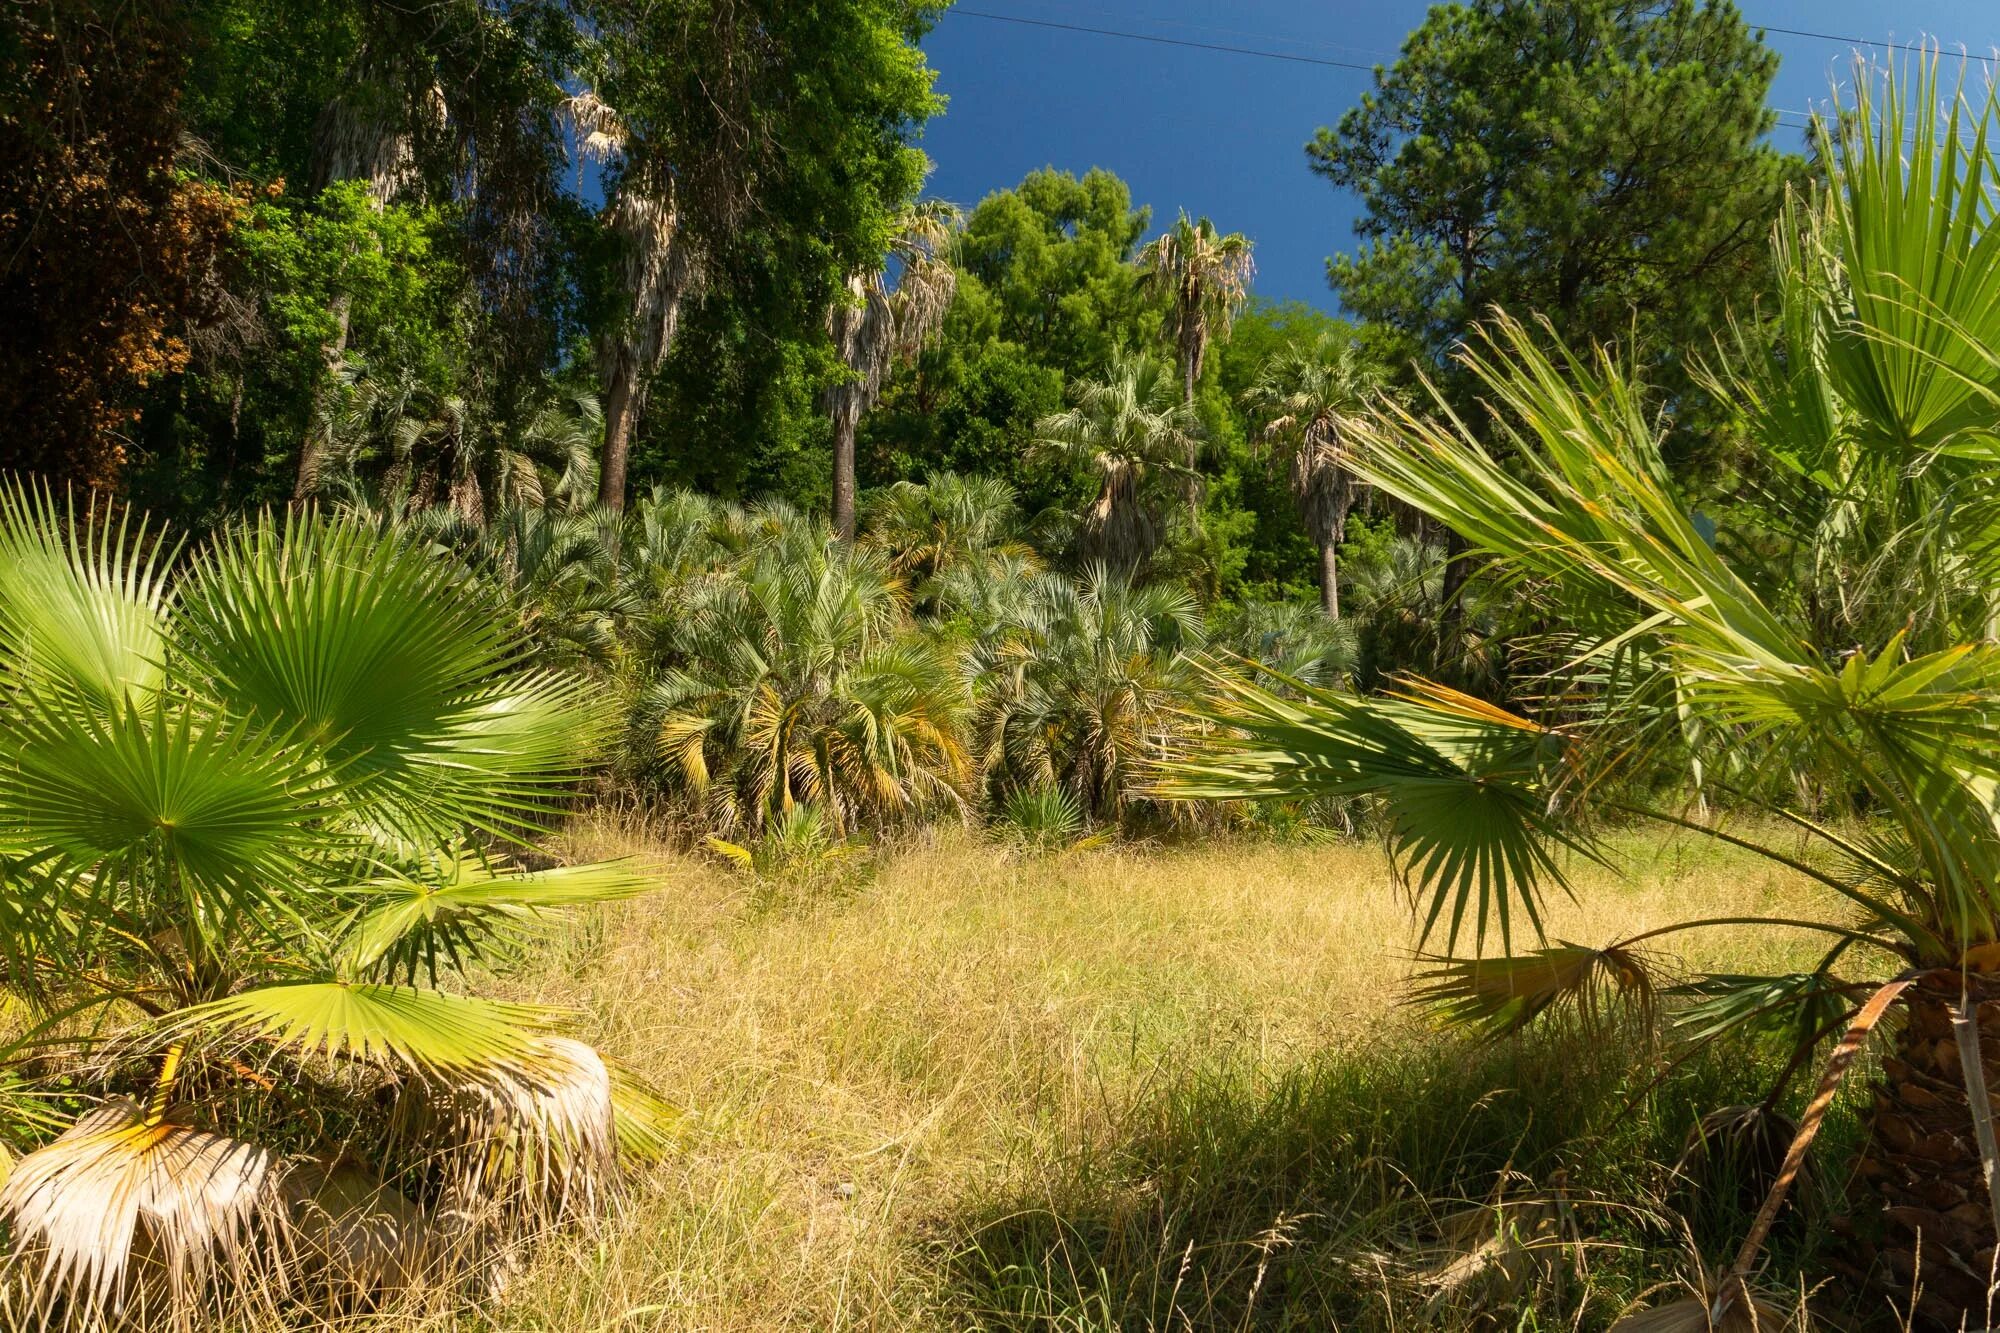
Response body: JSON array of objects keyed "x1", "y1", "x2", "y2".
[
  {"x1": 1220, "y1": 597, "x2": 1358, "y2": 689},
  {"x1": 827, "y1": 200, "x2": 961, "y2": 543},
  {"x1": 1163, "y1": 62, "x2": 2000, "y2": 1329},
  {"x1": 0, "y1": 487, "x2": 673, "y2": 1326},
  {"x1": 633, "y1": 530, "x2": 969, "y2": 835},
  {"x1": 410, "y1": 503, "x2": 626, "y2": 672},
  {"x1": 316, "y1": 373, "x2": 601, "y2": 525},
  {"x1": 1136, "y1": 211, "x2": 1255, "y2": 405},
  {"x1": 976, "y1": 565, "x2": 1202, "y2": 823},
  {"x1": 863, "y1": 470, "x2": 1036, "y2": 609},
  {"x1": 1035, "y1": 351, "x2": 1202, "y2": 574},
  {"x1": 1243, "y1": 332, "x2": 1385, "y2": 617}
]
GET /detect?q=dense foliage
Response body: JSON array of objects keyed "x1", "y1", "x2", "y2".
[{"x1": 17, "y1": 0, "x2": 2000, "y2": 1326}]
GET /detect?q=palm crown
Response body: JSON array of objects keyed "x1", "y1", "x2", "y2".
[
  {"x1": 1242, "y1": 331, "x2": 1386, "y2": 617},
  {"x1": 1035, "y1": 350, "x2": 1202, "y2": 574},
  {"x1": 1137, "y1": 210, "x2": 1255, "y2": 402}
]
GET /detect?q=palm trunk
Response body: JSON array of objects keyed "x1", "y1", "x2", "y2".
[
  {"x1": 831, "y1": 403, "x2": 859, "y2": 544},
  {"x1": 596, "y1": 237, "x2": 686, "y2": 514},
  {"x1": 1320, "y1": 540, "x2": 1339, "y2": 618},
  {"x1": 295, "y1": 291, "x2": 353, "y2": 502},
  {"x1": 1849, "y1": 973, "x2": 2000, "y2": 1328},
  {"x1": 598, "y1": 358, "x2": 639, "y2": 512}
]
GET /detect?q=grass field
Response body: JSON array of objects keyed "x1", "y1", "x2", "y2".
[{"x1": 427, "y1": 820, "x2": 1860, "y2": 1331}]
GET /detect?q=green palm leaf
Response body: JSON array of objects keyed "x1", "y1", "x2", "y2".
[
  {"x1": 176, "y1": 513, "x2": 610, "y2": 849},
  {"x1": 0, "y1": 482, "x2": 175, "y2": 708},
  {"x1": 344, "y1": 852, "x2": 658, "y2": 981},
  {"x1": 1160, "y1": 667, "x2": 1596, "y2": 952},
  {"x1": 0, "y1": 692, "x2": 320, "y2": 952},
  {"x1": 174, "y1": 982, "x2": 568, "y2": 1078},
  {"x1": 1412, "y1": 942, "x2": 1656, "y2": 1039}
]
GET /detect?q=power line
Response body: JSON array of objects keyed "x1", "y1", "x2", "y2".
[
  {"x1": 947, "y1": 9, "x2": 1379, "y2": 73},
  {"x1": 940, "y1": 9, "x2": 1886, "y2": 136},
  {"x1": 1758, "y1": 24, "x2": 1996, "y2": 67},
  {"x1": 946, "y1": 5, "x2": 1995, "y2": 72},
  {"x1": 973, "y1": 0, "x2": 1399, "y2": 62}
]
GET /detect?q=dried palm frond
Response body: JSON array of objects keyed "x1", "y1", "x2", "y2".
[
  {"x1": 407, "y1": 1036, "x2": 618, "y2": 1230},
  {"x1": 1673, "y1": 1103, "x2": 1805, "y2": 1219},
  {"x1": 1396, "y1": 1173, "x2": 1587, "y2": 1314},
  {"x1": 1607, "y1": 1271, "x2": 1804, "y2": 1333},
  {"x1": 560, "y1": 90, "x2": 627, "y2": 167},
  {"x1": 280, "y1": 1158, "x2": 431, "y2": 1302},
  {"x1": 0, "y1": 1099, "x2": 283, "y2": 1328}
]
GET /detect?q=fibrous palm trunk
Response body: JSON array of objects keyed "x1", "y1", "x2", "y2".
[
  {"x1": 831, "y1": 396, "x2": 861, "y2": 543},
  {"x1": 1296, "y1": 445, "x2": 1353, "y2": 620},
  {"x1": 295, "y1": 293, "x2": 353, "y2": 502},
  {"x1": 1849, "y1": 973, "x2": 2000, "y2": 1328},
  {"x1": 596, "y1": 188, "x2": 686, "y2": 514},
  {"x1": 1086, "y1": 463, "x2": 1153, "y2": 576}
]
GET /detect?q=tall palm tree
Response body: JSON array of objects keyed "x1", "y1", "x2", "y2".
[
  {"x1": 1243, "y1": 332, "x2": 1385, "y2": 617},
  {"x1": 1034, "y1": 351, "x2": 1202, "y2": 574},
  {"x1": 827, "y1": 200, "x2": 960, "y2": 543},
  {"x1": 1163, "y1": 63, "x2": 2000, "y2": 1330},
  {"x1": 0, "y1": 487, "x2": 673, "y2": 1325},
  {"x1": 567, "y1": 91, "x2": 698, "y2": 514},
  {"x1": 1137, "y1": 211, "x2": 1255, "y2": 405}
]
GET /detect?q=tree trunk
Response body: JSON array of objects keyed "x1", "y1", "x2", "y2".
[
  {"x1": 596, "y1": 280, "x2": 683, "y2": 514},
  {"x1": 1848, "y1": 973, "x2": 2000, "y2": 1328},
  {"x1": 831, "y1": 402, "x2": 859, "y2": 544},
  {"x1": 597, "y1": 359, "x2": 638, "y2": 513},
  {"x1": 1439, "y1": 526, "x2": 1470, "y2": 631},
  {"x1": 295, "y1": 291, "x2": 353, "y2": 503},
  {"x1": 1320, "y1": 540, "x2": 1340, "y2": 618}
]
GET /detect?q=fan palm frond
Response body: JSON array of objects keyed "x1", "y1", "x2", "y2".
[{"x1": 0, "y1": 1100, "x2": 283, "y2": 1327}]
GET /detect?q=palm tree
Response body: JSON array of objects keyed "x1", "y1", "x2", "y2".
[
  {"x1": 1034, "y1": 351, "x2": 1202, "y2": 574},
  {"x1": 1219, "y1": 596, "x2": 1358, "y2": 689},
  {"x1": 1137, "y1": 211, "x2": 1255, "y2": 405},
  {"x1": 827, "y1": 200, "x2": 960, "y2": 543},
  {"x1": 1243, "y1": 333, "x2": 1384, "y2": 617},
  {"x1": 318, "y1": 373, "x2": 601, "y2": 525},
  {"x1": 564, "y1": 91, "x2": 699, "y2": 514},
  {"x1": 976, "y1": 565, "x2": 1202, "y2": 823},
  {"x1": 1163, "y1": 64, "x2": 2000, "y2": 1329},
  {"x1": 632, "y1": 526, "x2": 969, "y2": 835},
  {"x1": 410, "y1": 502, "x2": 626, "y2": 672},
  {"x1": 863, "y1": 470, "x2": 1036, "y2": 608},
  {"x1": 0, "y1": 486, "x2": 673, "y2": 1325}
]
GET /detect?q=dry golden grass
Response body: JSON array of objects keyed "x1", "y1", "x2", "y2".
[{"x1": 407, "y1": 817, "x2": 1845, "y2": 1332}]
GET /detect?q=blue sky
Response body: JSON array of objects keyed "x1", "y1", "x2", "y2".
[{"x1": 916, "y1": 0, "x2": 1999, "y2": 310}]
